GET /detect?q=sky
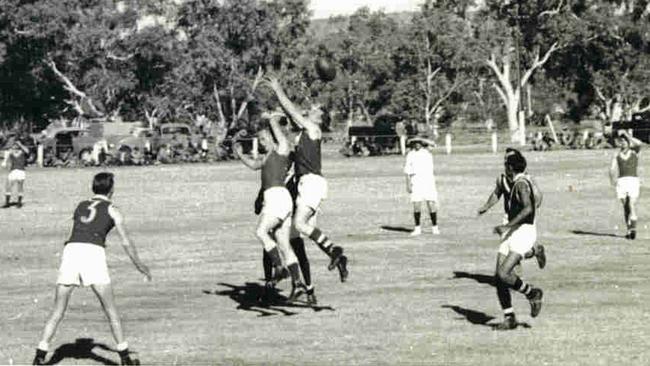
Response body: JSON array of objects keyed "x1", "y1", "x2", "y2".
[{"x1": 310, "y1": 0, "x2": 423, "y2": 19}]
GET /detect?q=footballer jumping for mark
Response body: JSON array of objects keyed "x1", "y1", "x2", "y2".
[{"x1": 263, "y1": 73, "x2": 349, "y2": 283}]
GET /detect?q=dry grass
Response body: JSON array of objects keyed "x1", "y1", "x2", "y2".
[{"x1": 2, "y1": 148, "x2": 649, "y2": 365}]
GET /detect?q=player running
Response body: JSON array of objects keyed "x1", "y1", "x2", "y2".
[
  {"x1": 478, "y1": 148, "x2": 546, "y2": 268},
  {"x1": 404, "y1": 136, "x2": 440, "y2": 236},
  {"x1": 490, "y1": 149, "x2": 544, "y2": 330},
  {"x1": 233, "y1": 113, "x2": 307, "y2": 300},
  {"x1": 609, "y1": 130, "x2": 642, "y2": 239},
  {"x1": 263, "y1": 74, "x2": 349, "y2": 283},
  {"x1": 2, "y1": 139, "x2": 29, "y2": 208},
  {"x1": 32, "y1": 172, "x2": 151, "y2": 365}
]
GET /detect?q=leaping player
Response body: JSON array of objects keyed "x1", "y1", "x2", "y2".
[
  {"x1": 32, "y1": 172, "x2": 151, "y2": 365},
  {"x1": 263, "y1": 74, "x2": 349, "y2": 283},
  {"x1": 2, "y1": 139, "x2": 29, "y2": 208},
  {"x1": 609, "y1": 130, "x2": 642, "y2": 239},
  {"x1": 233, "y1": 114, "x2": 307, "y2": 300}
]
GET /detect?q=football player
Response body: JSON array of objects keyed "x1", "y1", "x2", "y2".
[
  {"x1": 609, "y1": 130, "x2": 642, "y2": 239},
  {"x1": 491, "y1": 149, "x2": 544, "y2": 330},
  {"x1": 263, "y1": 74, "x2": 349, "y2": 283},
  {"x1": 33, "y1": 173, "x2": 151, "y2": 365},
  {"x1": 2, "y1": 139, "x2": 29, "y2": 208},
  {"x1": 234, "y1": 113, "x2": 307, "y2": 300}
]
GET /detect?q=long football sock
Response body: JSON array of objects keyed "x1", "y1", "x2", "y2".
[
  {"x1": 265, "y1": 247, "x2": 282, "y2": 267},
  {"x1": 17, "y1": 195, "x2": 22, "y2": 204},
  {"x1": 290, "y1": 237, "x2": 311, "y2": 286},
  {"x1": 309, "y1": 228, "x2": 334, "y2": 256},
  {"x1": 624, "y1": 197, "x2": 631, "y2": 226},
  {"x1": 263, "y1": 250, "x2": 273, "y2": 282},
  {"x1": 4, "y1": 194, "x2": 10, "y2": 205},
  {"x1": 288, "y1": 263, "x2": 302, "y2": 285},
  {"x1": 513, "y1": 277, "x2": 534, "y2": 298},
  {"x1": 496, "y1": 278, "x2": 513, "y2": 310},
  {"x1": 430, "y1": 212, "x2": 437, "y2": 226},
  {"x1": 414, "y1": 211, "x2": 421, "y2": 226}
]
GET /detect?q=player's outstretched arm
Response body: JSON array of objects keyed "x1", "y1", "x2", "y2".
[
  {"x1": 267, "y1": 114, "x2": 290, "y2": 155},
  {"x1": 109, "y1": 205, "x2": 152, "y2": 281},
  {"x1": 263, "y1": 75, "x2": 319, "y2": 135},
  {"x1": 233, "y1": 143, "x2": 265, "y2": 170}
]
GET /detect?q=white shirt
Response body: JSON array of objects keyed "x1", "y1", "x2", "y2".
[{"x1": 404, "y1": 148, "x2": 435, "y2": 182}]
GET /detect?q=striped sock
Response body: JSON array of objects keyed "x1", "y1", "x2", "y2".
[
  {"x1": 309, "y1": 228, "x2": 333, "y2": 254},
  {"x1": 513, "y1": 278, "x2": 532, "y2": 296}
]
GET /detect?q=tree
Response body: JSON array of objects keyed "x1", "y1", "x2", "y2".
[
  {"x1": 475, "y1": 0, "x2": 577, "y2": 142},
  {"x1": 173, "y1": 0, "x2": 311, "y2": 138},
  {"x1": 394, "y1": 0, "x2": 475, "y2": 135},
  {"x1": 325, "y1": 8, "x2": 403, "y2": 126}
]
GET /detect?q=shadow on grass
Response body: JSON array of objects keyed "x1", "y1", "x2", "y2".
[
  {"x1": 45, "y1": 338, "x2": 128, "y2": 365},
  {"x1": 380, "y1": 225, "x2": 412, "y2": 233},
  {"x1": 203, "y1": 282, "x2": 334, "y2": 317},
  {"x1": 451, "y1": 271, "x2": 496, "y2": 287},
  {"x1": 442, "y1": 305, "x2": 531, "y2": 330},
  {"x1": 571, "y1": 230, "x2": 623, "y2": 238}
]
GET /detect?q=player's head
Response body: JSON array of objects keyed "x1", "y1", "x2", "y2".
[
  {"x1": 617, "y1": 134, "x2": 630, "y2": 150},
  {"x1": 410, "y1": 140, "x2": 422, "y2": 150},
  {"x1": 92, "y1": 172, "x2": 114, "y2": 196},
  {"x1": 307, "y1": 103, "x2": 325, "y2": 124},
  {"x1": 504, "y1": 148, "x2": 526, "y2": 175},
  {"x1": 257, "y1": 128, "x2": 276, "y2": 152}
]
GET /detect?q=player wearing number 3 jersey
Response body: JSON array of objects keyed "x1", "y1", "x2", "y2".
[{"x1": 32, "y1": 172, "x2": 151, "y2": 366}]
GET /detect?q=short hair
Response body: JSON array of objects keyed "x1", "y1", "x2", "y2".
[
  {"x1": 92, "y1": 172, "x2": 114, "y2": 195},
  {"x1": 504, "y1": 148, "x2": 527, "y2": 173}
]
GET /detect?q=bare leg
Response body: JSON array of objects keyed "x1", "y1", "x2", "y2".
[
  {"x1": 38, "y1": 285, "x2": 75, "y2": 349},
  {"x1": 91, "y1": 283, "x2": 125, "y2": 346}
]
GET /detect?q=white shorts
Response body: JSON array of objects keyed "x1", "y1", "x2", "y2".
[
  {"x1": 616, "y1": 177, "x2": 640, "y2": 200},
  {"x1": 8, "y1": 169, "x2": 25, "y2": 182},
  {"x1": 410, "y1": 179, "x2": 438, "y2": 203},
  {"x1": 57, "y1": 243, "x2": 111, "y2": 286},
  {"x1": 296, "y1": 174, "x2": 328, "y2": 210},
  {"x1": 499, "y1": 224, "x2": 537, "y2": 257},
  {"x1": 262, "y1": 186, "x2": 293, "y2": 220}
]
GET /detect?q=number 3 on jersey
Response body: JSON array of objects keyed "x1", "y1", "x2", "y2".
[{"x1": 80, "y1": 200, "x2": 101, "y2": 223}]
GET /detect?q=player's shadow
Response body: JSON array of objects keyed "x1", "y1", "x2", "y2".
[
  {"x1": 442, "y1": 305, "x2": 531, "y2": 330},
  {"x1": 451, "y1": 271, "x2": 496, "y2": 287},
  {"x1": 45, "y1": 338, "x2": 127, "y2": 365},
  {"x1": 380, "y1": 225, "x2": 412, "y2": 233},
  {"x1": 203, "y1": 282, "x2": 334, "y2": 317},
  {"x1": 571, "y1": 230, "x2": 624, "y2": 238}
]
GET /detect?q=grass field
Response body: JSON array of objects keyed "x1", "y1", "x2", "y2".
[{"x1": 2, "y1": 148, "x2": 649, "y2": 365}]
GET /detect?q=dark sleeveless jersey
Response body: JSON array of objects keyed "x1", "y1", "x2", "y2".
[
  {"x1": 261, "y1": 151, "x2": 290, "y2": 191},
  {"x1": 617, "y1": 150, "x2": 639, "y2": 178},
  {"x1": 66, "y1": 197, "x2": 115, "y2": 247},
  {"x1": 295, "y1": 132, "x2": 322, "y2": 177},
  {"x1": 507, "y1": 177, "x2": 536, "y2": 225},
  {"x1": 9, "y1": 152, "x2": 26, "y2": 171},
  {"x1": 496, "y1": 174, "x2": 513, "y2": 213}
]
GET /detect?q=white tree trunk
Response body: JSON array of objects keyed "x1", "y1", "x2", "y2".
[{"x1": 485, "y1": 42, "x2": 559, "y2": 143}]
